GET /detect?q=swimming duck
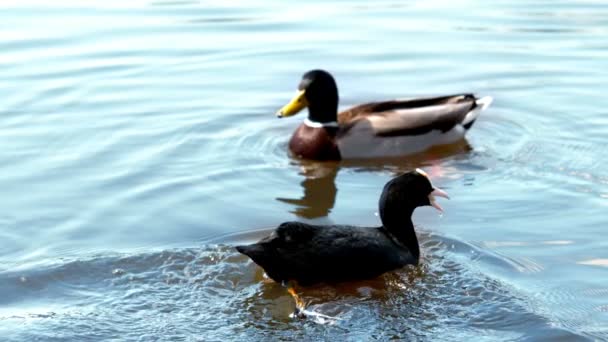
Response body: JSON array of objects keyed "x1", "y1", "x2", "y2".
[
  {"x1": 276, "y1": 69, "x2": 492, "y2": 160},
  {"x1": 236, "y1": 169, "x2": 449, "y2": 286}
]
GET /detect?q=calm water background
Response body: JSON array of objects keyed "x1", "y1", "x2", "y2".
[{"x1": 1, "y1": 0, "x2": 607, "y2": 340}]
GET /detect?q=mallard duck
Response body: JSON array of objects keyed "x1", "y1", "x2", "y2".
[
  {"x1": 235, "y1": 168, "x2": 449, "y2": 286},
  {"x1": 276, "y1": 69, "x2": 492, "y2": 160}
]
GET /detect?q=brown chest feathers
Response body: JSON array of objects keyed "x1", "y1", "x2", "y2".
[{"x1": 288, "y1": 124, "x2": 341, "y2": 160}]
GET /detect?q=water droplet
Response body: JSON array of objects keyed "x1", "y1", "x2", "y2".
[{"x1": 112, "y1": 268, "x2": 126, "y2": 276}]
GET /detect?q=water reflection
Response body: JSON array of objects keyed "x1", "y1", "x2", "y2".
[
  {"x1": 276, "y1": 160, "x2": 340, "y2": 219},
  {"x1": 277, "y1": 141, "x2": 473, "y2": 219}
]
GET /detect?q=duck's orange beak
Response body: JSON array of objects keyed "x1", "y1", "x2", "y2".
[{"x1": 276, "y1": 90, "x2": 308, "y2": 118}]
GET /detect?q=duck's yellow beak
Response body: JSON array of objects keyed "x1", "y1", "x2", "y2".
[{"x1": 276, "y1": 90, "x2": 308, "y2": 118}]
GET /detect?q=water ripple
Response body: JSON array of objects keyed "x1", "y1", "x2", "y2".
[
  {"x1": 1, "y1": 0, "x2": 608, "y2": 339},
  {"x1": 0, "y1": 233, "x2": 590, "y2": 341}
]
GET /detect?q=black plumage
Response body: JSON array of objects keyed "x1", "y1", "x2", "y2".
[{"x1": 236, "y1": 169, "x2": 449, "y2": 285}]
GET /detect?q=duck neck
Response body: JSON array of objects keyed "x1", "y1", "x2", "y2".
[
  {"x1": 304, "y1": 118, "x2": 339, "y2": 128},
  {"x1": 307, "y1": 98, "x2": 338, "y2": 125},
  {"x1": 380, "y1": 207, "x2": 420, "y2": 262}
]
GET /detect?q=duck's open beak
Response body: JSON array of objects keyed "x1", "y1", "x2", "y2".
[
  {"x1": 276, "y1": 90, "x2": 308, "y2": 118},
  {"x1": 429, "y1": 187, "x2": 449, "y2": 213}
]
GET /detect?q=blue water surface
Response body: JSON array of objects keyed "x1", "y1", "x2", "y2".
[{"x1": 1, "y1": 0, "x2": 607, "y2": 340}]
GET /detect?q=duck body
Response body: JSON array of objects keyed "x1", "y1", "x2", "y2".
[
  {"x1": 288, "y1": 124, "x2": 341, "y2": 160},
  {"x1": 236, "y1": 169, "x2": 449, "y2": 286},
  {"x1": 277, "y1": 70, "x2": 492, "y2": 160},
  {"x1": 236, "y1": 222, "x2": 415, "y2": 285}
]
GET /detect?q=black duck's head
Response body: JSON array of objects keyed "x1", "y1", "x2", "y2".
[
  {"x1": 379, "y1": 169, "x2": 450, "y2": 222},
  {"x1": 276, "y1": 69, "x2": 339, "y2": 124}
]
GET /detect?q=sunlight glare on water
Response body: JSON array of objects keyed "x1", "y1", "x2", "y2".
[{"x1": 1, "y1": 0, "x2": 607, "y2": 340}]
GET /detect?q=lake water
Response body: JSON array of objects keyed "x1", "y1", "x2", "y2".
[{"x1": 1, "y1": 0, "x2": 607, "y2": 340}]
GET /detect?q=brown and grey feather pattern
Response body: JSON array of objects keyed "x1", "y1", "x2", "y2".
[
  {"x1": 338, "y1": 94, "x2": 478, "y2": 137},
  {"x1": 276, "y1": 70, "x2": 492, "y2": 160}
]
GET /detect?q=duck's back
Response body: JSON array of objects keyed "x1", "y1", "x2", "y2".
[
  {"x1": 236, "y1": 221, "x2": 416, "y2": 285},
  {"x1": 336, "y1": 94, "x2": 488, "y2": 158}
]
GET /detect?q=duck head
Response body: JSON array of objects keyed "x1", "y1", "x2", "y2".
[
  {"x1": 276, "y1": 69, "x2": 339, "y2": 124},
  {"x1": 379, "y1": 169, "x2": 450, "y2": 222}
]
